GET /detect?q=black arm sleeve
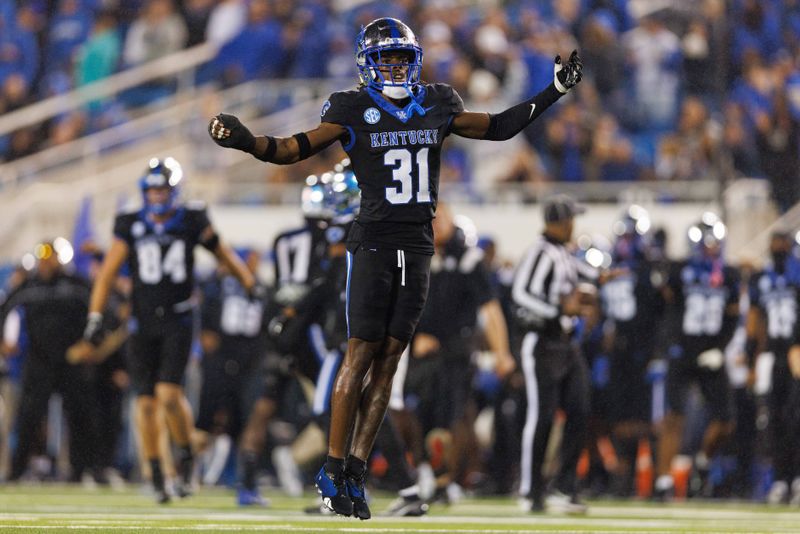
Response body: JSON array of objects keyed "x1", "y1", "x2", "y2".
[{"x1": 483, "y1": 83, "x2": 563, "y2": 141}]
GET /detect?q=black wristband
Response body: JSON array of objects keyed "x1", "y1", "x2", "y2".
[
  {"x1": 484, "y1": 83, "x2": 563, "y2": 141},
  {"x1": 201, "y1": 232, "x2": 220, "y2": 252},
  {"x1": 293, "y1": 132, "x2": 311, "y2": 160},
  {"x1": 253, "y1": 136, "x2": 277, "y2": 162}
]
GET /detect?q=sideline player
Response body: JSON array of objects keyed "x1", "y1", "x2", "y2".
[
  {"x1": 747, "y1": 231, "x2": 799, "y2": 503},
  {"x1": 209, "y1": 17, "x2": 582, "y2": 519},
  {"x1": 84, "y1": 158, "x2": 256, "y2": 503},
  {"x1": 654, "y1": 213, "x2": 739, "y2": 499}
]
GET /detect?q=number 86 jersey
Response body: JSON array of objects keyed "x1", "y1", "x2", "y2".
[
  {"x1": 114, "y1": 203, "x2": 213, "y2": 328},
  {"x1": 321, "y1": 83, "x2": 464, "y2": 255}
]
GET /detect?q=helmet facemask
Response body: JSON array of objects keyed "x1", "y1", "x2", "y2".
[{"x1": 356, "y1": 18, "x2": 423, "y2": 100}]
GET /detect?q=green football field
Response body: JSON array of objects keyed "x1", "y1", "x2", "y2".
[{"x1": 0, "y1": 485, "x2": 798, "y2": 533}]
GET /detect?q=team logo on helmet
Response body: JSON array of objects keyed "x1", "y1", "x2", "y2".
[{"x1": 363, "y1": 107, "x2": 381, "y2": 124}]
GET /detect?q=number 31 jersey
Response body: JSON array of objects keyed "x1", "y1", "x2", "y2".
[
  {"x1": 114, "y1": 204, "x2": 212, "y2": 328},
  {"x1": 321, "y1": 84, "x2": 464, "y2": 254}
]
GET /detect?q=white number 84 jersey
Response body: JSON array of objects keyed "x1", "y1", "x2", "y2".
[{"x1": 114, "y1": 203, "x2": 214, "y2": 328}]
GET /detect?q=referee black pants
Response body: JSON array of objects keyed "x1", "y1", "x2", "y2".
[{"x1": 519, "y1": 331, "x2": 590, "y2": 501}]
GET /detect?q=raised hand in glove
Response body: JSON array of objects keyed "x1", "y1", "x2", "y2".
[
  {"x1": 83, "y1": 312, "x2": 105, "y2": 346},
  {"x1": 553, "y1": 50, "x2": 583, "y2": 94},
  {"x1": 208, "y1": 113, "x2": 256, "y2": 152}
]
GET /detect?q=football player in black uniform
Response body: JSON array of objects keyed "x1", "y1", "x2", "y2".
[
  {"x1": 747, "y1": 231, "x2": 800, "y2": 503},
  {"x1": 208, "y1": 17, "x2": 582, "y2": 519},
  {"x1": 654, "y1": 213, "x2": 739, "y2": 499},
  {"x1": 84, "y1": 158, "x2": 257, "y2": 503},
  {"x1": 600, "y1": 206, "x2": 666, "y2": 495},
  {"x1": 195, "y1": 247, "x2": 272, "y2": 506}
]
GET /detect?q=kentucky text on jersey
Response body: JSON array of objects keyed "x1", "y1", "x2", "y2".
[{"x1": 369, "y1": 129, "x2": 439, "y2": 148}]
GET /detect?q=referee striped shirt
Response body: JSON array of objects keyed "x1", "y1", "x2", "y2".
[{"x1": 512, "y1": 234, "x2": 579, "y2": 332}]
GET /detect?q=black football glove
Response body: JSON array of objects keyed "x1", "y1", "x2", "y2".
[
  {"x1": 553, "y1": 50, "x2": 583, "y2": 94},
  {"x1": 208, "y1": 113, "x2": 256, "y2": 152},
  {"x1": 83, "y1": 312, "x2": 105, "y2": 346}
]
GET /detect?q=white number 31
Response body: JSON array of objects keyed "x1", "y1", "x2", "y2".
[{"x1": 384, "y1": 148, "x2": 431, "y2": 204}]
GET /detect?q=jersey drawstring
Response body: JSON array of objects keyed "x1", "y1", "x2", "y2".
[{"x1": 397, "y1": 249, "x2": 406, "y2": 286}]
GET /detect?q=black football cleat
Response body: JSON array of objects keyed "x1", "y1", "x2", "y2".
[
  {"x1": 315, "y1": 466, "x2": 353, "y2": 517},
  {"x1": 346, "y1": 472, "x2": 371, "y2": 520}
]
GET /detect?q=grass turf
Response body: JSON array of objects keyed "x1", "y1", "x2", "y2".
[{"x1": 0, "y1": 485, "x2": 798, "y2": 533}]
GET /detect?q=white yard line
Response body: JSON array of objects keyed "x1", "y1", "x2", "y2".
[{"x1": 2, "y1": 513, "x2": 800, "y2": 533}]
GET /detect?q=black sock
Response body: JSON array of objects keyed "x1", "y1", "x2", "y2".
[
  {"x1": 345, "y1": 455, "x2": 367, "y2": 479},
  {"x1": 150, "y1": 459, "x2": 164, "y2": 491},
  {"x1": 325, "y1": 455, "x2": 345, "y2": 476},
  {"x1": 178, "y1": 445, "x2": 193, "y2": 483},
  {"x1": 242, "y1": 450, "x2": 258, "y2": 491},
  {"x1": 178, "y1": 445, "x2": 193, "y2": 462}
]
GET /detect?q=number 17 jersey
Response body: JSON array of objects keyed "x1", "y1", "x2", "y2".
[{"x1": 321, "y1": 83, "x2": 465, "y2": 255}]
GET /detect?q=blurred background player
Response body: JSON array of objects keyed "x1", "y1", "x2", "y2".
[
  {"x1": 655, "y1": 213, "x2": 740, "y2": 499},
  {"x1": 84, "y1": 157, "x2": 256, "y2": 503},
  {"x1": 195, "y1": 247, "x2": 270, "y2": 505},
  {"x1": 512, "y1": 194, "x2": 593, "y2": 513},
  {"x1": 600, "y1": 206, "x2": 666, "y2": 496},
  {"x1": 407, "y1": 203, "x2": 515, "y2": 502},
  {"x1": 747, "y1": 231, "x2": 800, "y2": 504},
  {"x1": 259, "y1": 162, "x2": 360, "y2": 511}
]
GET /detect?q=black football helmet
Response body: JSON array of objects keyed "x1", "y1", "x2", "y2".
[{"x1": 356, "y1": 17, "x2": 423, "y2": 99}]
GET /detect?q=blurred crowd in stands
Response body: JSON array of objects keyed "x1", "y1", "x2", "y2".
[{"x1": 1, "y1": 0, "x2": 799, "y2": 204}]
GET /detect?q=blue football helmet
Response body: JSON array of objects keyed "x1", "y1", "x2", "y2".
[
  {"x1": 687, "y1": 211, "x2": 726, "y2": 260},
  {"x1": 356, "y1": 17, "x2": 423, "y2": 100},
  {"x1": 140, "y1": 157, "x2": 183, "y2": 216},
  {"x1": 576, "y1": 233, "x2": 613, "y2": 270},
  {"x1": 612, "y1": 205, "x2": 651, "y2": 264},
  {"x1": 302, "y1": 174, "x2": 336, "y2": 221},
  {"x1": 328, "y1": 170, "x2": 360, "y2": 224}
]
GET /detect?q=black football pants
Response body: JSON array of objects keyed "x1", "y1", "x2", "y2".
[{"x1": 11, "y1": 357, "x2": 97, "y2": 480}]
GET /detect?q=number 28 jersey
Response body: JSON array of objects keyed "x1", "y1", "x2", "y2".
[
  {"x1": 321, "y1": 84, "x2": 465, "y2": 254},
  {"x1": 114, "y1": 204, "x2": 213, "y2": 328},
  {"x1": 669, "y1": 260, "x2": 740, "y2": 352}
]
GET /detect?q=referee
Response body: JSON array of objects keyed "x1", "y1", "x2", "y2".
[{"x1": 513, "y1": 195, "x2": 592, "y2": 514}]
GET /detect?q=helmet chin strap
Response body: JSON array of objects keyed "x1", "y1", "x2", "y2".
[{"x1": 381, "y1": 84, "x2": 427, "y2": 117}]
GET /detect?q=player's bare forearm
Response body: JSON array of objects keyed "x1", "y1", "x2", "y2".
[
  {"x1": 480, "y1": 299, "x2": 516, "y2": 377},
  {"x1": 480, "y1": 299, "x2": 510, "y2": 355},
  {"x1": 89, "y1": 239, "x2": 128, "y2": 315},
  {"x1": 209, "y1": 114, "x2": 344, "y2": 165},
  {"x1": 214, "y1": 242, "x2": 255, "y2": 292}
]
